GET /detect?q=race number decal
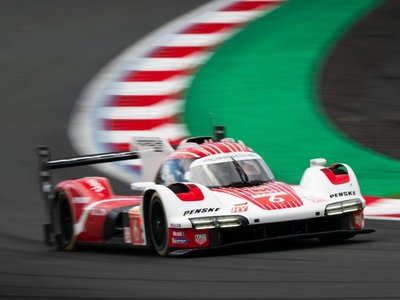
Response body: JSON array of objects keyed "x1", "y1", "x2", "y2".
[
  {"x1": 215, "y1": 182, "x2": 303, "y2": 210},
  {"x1": 252, "y1": 192, "x2": 301, "y2": 209}
]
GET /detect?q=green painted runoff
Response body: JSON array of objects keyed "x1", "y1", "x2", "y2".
[{"x1": 184, "y1": 0, "x2": 399, "y2": 196}]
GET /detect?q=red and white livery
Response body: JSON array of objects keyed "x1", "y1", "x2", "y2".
[{"x1": 37, "y1": 129, "x2": 374, "y2": 256}]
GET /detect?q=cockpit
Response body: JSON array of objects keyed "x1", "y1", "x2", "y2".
[{"x1": 156, "y1": 152, "x2": 275, "y2": 188}]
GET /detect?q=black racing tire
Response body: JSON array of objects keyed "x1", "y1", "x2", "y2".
[
  {"x1": 319, "y1": 233, "x2": 355, "y2": 244},
  {"x1": 53, "y1": 192, "x2": 77, "y2": 251},
  {"x1": 148, "y1": 194, "x2": 170, "y2": 256}
]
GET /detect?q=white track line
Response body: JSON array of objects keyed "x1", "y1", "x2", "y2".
[
  {"x1": 108, "y1": 76, "x2": 191, "y2": 96},
  {"x1": 97, "y1": 125, "x2": 189, "y2": 143},
  {"x1": 123, "y1": 53, "x2": 212, "y2": 71},
  {"x1": 98, "y1": 100, "x2": 184, "y2": 120}
]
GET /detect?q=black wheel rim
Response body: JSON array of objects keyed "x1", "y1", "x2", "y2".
[{"x1": 151, "y1": 200, "x2": 167, "y2": 249}]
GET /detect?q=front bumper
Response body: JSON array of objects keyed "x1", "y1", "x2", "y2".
[{"x1": 169, "y1": 213, "x2": 375, "y2": 256}]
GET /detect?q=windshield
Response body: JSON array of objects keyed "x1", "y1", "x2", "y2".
[
  {"x1": 189, "y1": 153, "x2": 275, "y2": 188},
  {"x1": 156, "y1": 158, "x2": 195, "y2": 185}
]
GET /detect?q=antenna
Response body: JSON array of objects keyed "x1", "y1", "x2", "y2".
[{"x1": 214, "y1": 126, "x2": 225, "y2": 141}]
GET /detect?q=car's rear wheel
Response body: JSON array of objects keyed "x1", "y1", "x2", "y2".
[
  {"x1": 148, "y1": 194, "x2": 170, "y2": 256},
  {"x1": 54, "y1": 192, "x2": 77, "y2": 250}
]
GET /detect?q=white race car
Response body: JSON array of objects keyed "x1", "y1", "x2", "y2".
[{"x1": 37, "y1": 129, "x2": 374, "y2": 256}]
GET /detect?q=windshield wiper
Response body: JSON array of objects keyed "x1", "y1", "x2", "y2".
[
  {"x1": 245, "y1": 180, "x2": 267, "y2": 186},
  {"x1": 231, "y1": 157, "x2": 249, "y2": 183},
  {"x1": 212, "y1": 180, "x2": 272, "y2": 189},
  {"x1": 229, "y1": 180, "x2": 269, "y2": 187},
  {"x1": 209, "y1": 182, "x2": 246, "y2": 188}
]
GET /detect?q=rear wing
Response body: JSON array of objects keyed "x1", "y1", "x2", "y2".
[
  {"x1": 37, "y1": 146, "x2": 140, "y2": 246},
  {"x1": 37, "y1": 134, "x2": 178, "y2": 203},
  {"x1": 37, "y1": 147, "x2": 140, "y2": 204}
]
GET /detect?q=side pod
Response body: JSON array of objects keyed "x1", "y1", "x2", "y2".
[{"x1": 36, "y1": 146, "x2": 139, "y2": 246}]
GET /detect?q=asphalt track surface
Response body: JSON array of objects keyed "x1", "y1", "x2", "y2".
[
  {"x1": 0, "y1": 1, "x2": 399, "y2": 299},
  {"x1": 320, "y1": 0, "x2": 400, "y2": 160}
]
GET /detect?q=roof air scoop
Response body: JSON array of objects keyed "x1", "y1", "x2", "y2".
[{"x1": 177, "y1": 136, "x2": 213, "y2": 150}]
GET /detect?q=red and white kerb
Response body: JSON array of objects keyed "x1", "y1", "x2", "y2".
[
  {"x1": 70, "y1": 0, "x2": 284, "y2": 182},
  {"x1": 97, "y1": 1, "x2": 284, "y2": 156}
]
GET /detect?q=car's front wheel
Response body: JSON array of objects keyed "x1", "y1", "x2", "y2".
[{"x1": 148, "y1": 194, "x2": 170, "y2": 256}]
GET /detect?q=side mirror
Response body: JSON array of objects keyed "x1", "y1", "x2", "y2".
[
  {"x1": 130, "y1": 182, "x2": 154, "y2": 191},
  {"x1": 184, "y1": 171, "x2": 192, "y2": 182},
  {"x1": 310, "y1": 158, "x2": 326, "y2": 167}
]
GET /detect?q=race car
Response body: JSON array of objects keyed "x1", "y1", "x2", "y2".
[{"x1": 37, "y1": 127, "x2": 374, "y2": 256}]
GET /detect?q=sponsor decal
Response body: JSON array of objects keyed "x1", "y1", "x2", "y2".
[
  {"x1": 310, "y1": 197, "x2": 328, "y2": 204},
  {"x1": 199, "y1": 152, "x2": 258, "y2": 164},
  {"x1": 172, "y1": 230, "x2": 185, "y2": 237},
  {"x1": 89, "y1": 208, "x2": 107, "y2": 216},
  {"x1": 253, "y1": 192, "x2": 287, "y2": 202},
  {"x1": 124, "y1": 227, "x2": 132, "y2": 243},
  {"x1": 170, "y1": 223, "x2": 181, "y2": 228},
  {"x1": 250, "y1": 191, "x2": 300, "y2": 209},
  {"x1": 171, "y1": 237, "x2": 188, "y2": 245},
  {"x1": 194, "y1": 233, "x2": 208, "y2": 246},
  {"x1": 72, "y1": 197, "x2": 90, "y2": 204},
  {"x1": 329, "y1": 191, "x2": 356, "y2": 199},
  {"x1": 352, "y1": 211, "x2": 364, "y2": 229},
  {"x1": 231, "y1": 203, "x2": 248, "y2": 213},
  {"x1": 86, "y1": 178, "x2": 106, "y2": 193},
  {"x1": 168, "y1": 228, "x2": 209, "y2": 248},
  {"x1": 132, "y1": 219, "x2": 141, "y2": 243},
  {"x1": 135, "y1": 138, "x2": 164, "y2": 152},
  {"x1": 128, "y1": 206, "x2": 146, "y2": 245},
  {"x1": 183, "y1": 207, "x2": 220, "y2": 216},
  {"x1": 214, "y1": 182, "x2": 304, "y2": 210}
]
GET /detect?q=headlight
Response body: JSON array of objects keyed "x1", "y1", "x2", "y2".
[
  {"x1": 325, "y1": 199, "x2": 363, "y2": 216},
  {"x1": 190, "y1": 216, "x2": 247, "y2": 230}
]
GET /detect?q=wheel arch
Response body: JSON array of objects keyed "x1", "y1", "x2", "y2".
[
  {"x1": 299, "y1": 162, "x2": 364, "y2": 203},
  {"x1": 142, "y1": 189, "x2": 157, "y2": 249}
]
